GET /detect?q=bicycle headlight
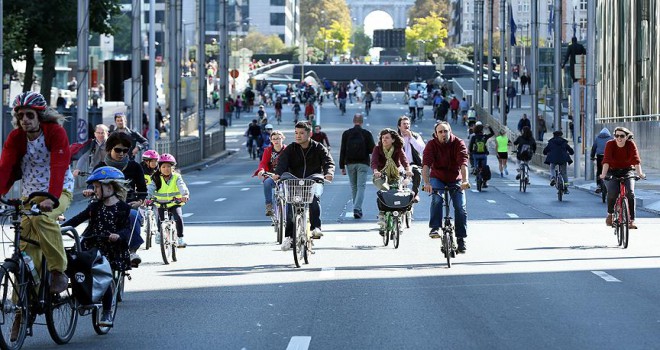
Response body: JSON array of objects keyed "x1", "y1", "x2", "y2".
[
  {"x1": 393, "y1": 211, "x2": 400, "y2": 217},
  {"x1": 294, "y1": 195, "x2": 302, "y2": 203}
]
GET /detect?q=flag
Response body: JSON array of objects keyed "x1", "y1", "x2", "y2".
[
  {"x1": 509, "y1": 4, "x2": 517, "y2": 46},
  {"x1": 548, "y1": 6, "x2": 554, "y2": 35},
  {"x1": 572, "y1": 11, "x2": 577, "y2": 38}
]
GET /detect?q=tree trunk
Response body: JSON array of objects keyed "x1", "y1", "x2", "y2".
[
  {"x1": 23, "y1": 45, "x2": 36, "y2": 93},
  {"x1": 40, "y1": 45, "x2": 58, "y2": 105}
]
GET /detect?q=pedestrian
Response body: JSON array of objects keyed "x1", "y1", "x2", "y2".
[
  {"x1": 415, "y1": 93, "x2": 425, "y2": 120},
  {"x1": 520, "y1": 73, "x2": 529, "y2": 94},
  {"x1": 449, "y1": 96, "x2": 460, "y2": 123},
  {"x1": 536, "y1": 115, "x2": 547, "y2": 141},
  {"x1": 507, "y1": 83, "x2": 517, "y2": 110},
  {"x1": 397, "y1": 116, "x2": 425, "y2": 202},
  {"x1": 0, "y1": 91, "x2": 74, "y2": 294},
  {"x1": 73, "y1": 124, "x2": 109, "y2": 177},
  {"x1": 311, "y1": 125, "x2": 330, "y2": 149},
  {"x1": 494, "y1": 129, "x2": 512, "y2": 177},
  {"x1": 517, "y1": 113, "x2": 531, "y2": 134},
  {"x1": 110, "y1": 112, "x2": 149, "y2": 161},
  {"x1": 422, "y1": 121, "x2": 470, "y2": 253},
  {"x1": 234, "y1": 95, "x2": 243, "y2": 119},
  {"x1": 408, "y1": 93, "x2": 417, "y2": 121},
  {"x1": 459, "y1": 97, "x2": 470, "y2": 124},
  {"x1": 339, "y1": 114, "x2": 376, "y2": 219},
  {"x1": 590, "y1": 127, "x2": 613, "y2": 193}
]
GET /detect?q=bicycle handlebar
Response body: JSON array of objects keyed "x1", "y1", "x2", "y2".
[
  {"x1": 604, "y1": 175, "x2": 643, "y2": 181},
  {"x1": 0, "y1": 191, "x2": 60, "y2": 209}
]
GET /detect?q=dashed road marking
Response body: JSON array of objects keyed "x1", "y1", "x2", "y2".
[
  {"x1": 286, "y1": 336, "x2": 312, "y2": 350},
  {"x1": 240, "y1": 188, "x2": 250, "y2": 191},
  {"x1": 189, "y1": 181, "x2": 211, "y2": 185},
  {"x1": 225, "y1": 180, "x2": 242, "y2": 185},
  {"x1": 214, "y1": 198, "x2": 227, "y2": 202},
  {"x1": 471, "y1": 189, "x2": 479, "y2": 193},
  {"x1": 506, "y1": 213, "x2": 519, "y2": 218},
  {"x1": 592, "y1": 271, "x2": 621, "y2": 282},
  {"x1": 487, "y1": 200, "x2": 496, "y2": 203},
  {"x1": 182, "y1": 213, "x2": 194, "y2": 218},
  {"x1": 507, "y1": 184, "x2": 519, "y2": 187}
]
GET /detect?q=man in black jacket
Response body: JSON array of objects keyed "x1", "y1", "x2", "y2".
[
  {"x1": 275, "y1": 122, "x2": 335, "y2": 248},
  {"x1": 339, "y1": 113, "x2": 375, "y2": 219},
  {"x1": 110, "y1": 113, "x2": 149, "y2": 160}
]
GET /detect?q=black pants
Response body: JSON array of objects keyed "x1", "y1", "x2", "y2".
[
  {"x1": 411, "y1": 165, "x2": 422, "y2": 196},
  {"x1": 605, "y1": 172, "x2": 636, "y2": 220},
  {"x1": 285, "y1": 196, "x2": 321, "y2": 238},
  {"x1": 157, "y1": 206, "x2": 184, "y2": 238},
  {"x1": 595, "y1": 155, "x2": 604, "y2": 187}
]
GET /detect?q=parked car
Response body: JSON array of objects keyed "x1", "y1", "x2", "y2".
[
  {"x1": 272, "y1": 84, "x2": 290, "y2": 103},
  {"x1": 408, "y1": 82, "x2": 428, "y2": 101}
]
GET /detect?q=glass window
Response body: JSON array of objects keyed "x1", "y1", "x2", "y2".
[
  {"x1": 579, "y1": 0, "x2": 587, "y2": 11},
  {"x1": 270, "y1": 13, "x2": 285, "y2": 26},
  {"x1": 270, "y1": 0, "x2": 285, "y2": 6}
]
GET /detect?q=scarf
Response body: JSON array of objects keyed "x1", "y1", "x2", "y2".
[
  {"x1": 104, "y1": 154, "x2": 129, "y2": 171},
  {"x1": 382, "y1": 146, "x2": 400, "y2": 183}
]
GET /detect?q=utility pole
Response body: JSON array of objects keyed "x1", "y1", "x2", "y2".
[
  {"x1": 476, "y1": 0, "x2": 484, "y2": 107},
  {"x1": 488, "y1": 0, "x2": 493, "y2": 115},
  {"x1": 77, "y1": 0, "x2": 89, "y2": 143},
  {"x1": 530, "y1": 0, "x2": 538, "y2": 136},
  {"x1": 168, "y1": 0, "x2": 181, "y2": 157},
  {"x1": 473, "y1": 0, "x2": 480, "y2": 107},
  {"x1": 131, "y1": 0, "x2": 143, "y2": 133},
  {"x1": 0, "y1": 0, "x2": 4, "y2": 144},
  {"x1": 198, "y1": 0, "x2": 206, "y2": 157},
  {"x1": 148, "y1": 0, "x2": 156, "y2": 150},
  {"x1": 553, "y1": 0, "x2": 562, "y2": 132},
  {"x1": 499, "y1": 0, "x2": 506, "y2": 126},
  {"x1": 585, "y1": 0, "x2": 596, "y2": 180}
]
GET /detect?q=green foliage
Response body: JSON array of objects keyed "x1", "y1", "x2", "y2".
[
  {"x1": 436, "y1": 46, "x2": 471, "y2": 63},
  {"x1": 108, "y1": 13, "x2": 132, "y2": 56},
  {"x1": 405, "y1": 13, "x2": 448, "y2": 57},
  {"x1": 312, "y1": 21, "x2": 352, "y2": 56},
  {"x1": 352, "y1": 28, "x2": 372, "y2": 58},
  {"x1": 242, "y1": 32, "x2": 286, "y2": 54},
  {"x1": 408, "y1": 0, "x2": 450, "y2": 25},
  {"x1": 300, "y1": 0, "x2": 351, "y2": 41}
]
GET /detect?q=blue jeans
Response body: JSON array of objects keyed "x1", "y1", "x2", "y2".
[
  {"x1": 346, "y1": 163, "x2": 370, "y2": 212},
  {"x1": 129, "y1": 209, "x2": 144, "y2": 250},
  {"x1": 263, "y1": 177, "x2": 276, "y2": 205},
  {"x1": 429, "y1": 178, "x2": 468, "y2": 238},
  {"x1": 473, "y1": 154, "x2": 487, "y2": 169}
]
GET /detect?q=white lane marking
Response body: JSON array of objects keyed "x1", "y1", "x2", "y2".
[
  {"x1": 240, "y1": 187, "x2": 250, "y2": 191},
  {"x1": 214, "y1": 198, "x2": 227, "y2": 202},
  {"x1": 182, "y1": 213, "x2": 194, "y2": 218},
  {"x1": 286, "y1": 336, "x2": 312, "y2": 350},
  {"x1": 320, "y1": 267, "x2": 336, "y2": 278},
  {"x1": 506, "y1": 213, "x2": 519, "y2": 218},
  {"x1": 487, "y1": 200, "x2": 496, "y2": 204},
  {"x1": 344, "y1": 212, "x2": 353, "y2": 218},
  {"x1": 471, "y1": 189, "x2": 479, "y2": 193},
  {"x1": 507, "y1": 184, "x2": 519, "y2": 187},
  {"x1": 225, "y1": 180, "x2": 242, "y2": 185},
  {"x1": 592, "y1": 271, "x2": 621, "y2": 282},
  {"x1": 189, "y1": 181, "x2": 211, "y2": 185},
  {"x1": 335, "y1": 236, "x2": 347, "y2": 242}
]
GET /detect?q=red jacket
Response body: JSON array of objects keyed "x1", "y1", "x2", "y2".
[
  {"x1": 0, "y1": 123, "x2": 71, "y2": 198},
  {"x1": 602, "y1": 139, "x2": 641, "y2": 170},
  {"x1": 253, "y1": 144, "x2": 287, "y2": 176},
  {"x1": 422, "y1": 134, "x2": 469, "y2": 183},
  {"x1": 370, "y1": 145, "x2": 409, "y2": 171}
]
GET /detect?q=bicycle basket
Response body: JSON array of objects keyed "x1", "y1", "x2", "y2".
[
  {"x1": 377, "y1": 189, "x2": 414, "y2": 212},
  {"x1": 283, "y1": 178, "x2": 316, "y2": 204}
]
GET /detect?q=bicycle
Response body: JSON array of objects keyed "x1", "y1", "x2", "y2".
[
  {"x1": 263, "y1": 173, "x2": 286, "y2": 244},
  {"x1": 553, "y1": 165, "x2": 567, "y2": 201},
  {"x1": 518, "y1": 160, "x2": 530, "y2": 192},
  {"x1": 593, "y1": 157, "x2": 607, "y2": 203},
  {"x1": 432, "y1": 184, "x2": 463, "y2": 268},
  {"x1": 376, "y1": 177, "x2": 414, "y2": 249},
  {"x1": 141, "y1": 202, "x2": 158, "y2": 250},
  {"x1": 606, "y1": 174, "x2": 641, "y2": 249},
  {"x1": 280, "y1": 173, "x2": 325, "y2": 268},
  {"x1": 0, "y1": 192, "x2": 79, "y2": 349},
  {"x1": 247, "y1": 136, "x2": 258, "y2": 160},
  {"x1": 151, "y1": 198, "x2": 184, "y2": 265},
  {"x1": 365, "y1": 101, "x2": 371, "y2": 116}
]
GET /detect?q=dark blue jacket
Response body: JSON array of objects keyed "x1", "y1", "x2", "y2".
[{"x1": 543, "y1": 136, "x2": 574, "y2": 165}]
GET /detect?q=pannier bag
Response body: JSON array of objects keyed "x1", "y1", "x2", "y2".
[
  {"x1": 65, "y1": 247, "x2": 113, "y2": 305},
  {"x1": 377, "y1": 189, "x2": 414, "y2": 212}
]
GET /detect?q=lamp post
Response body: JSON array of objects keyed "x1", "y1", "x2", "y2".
[{"x1": 182, "y1": 21, "x2": 195, "y2": 65}]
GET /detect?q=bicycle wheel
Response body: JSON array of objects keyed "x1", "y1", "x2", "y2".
[
  {"x1": 405, "y1": 209, "x2": 412, "y2": 229},
  {"x1": 144, "y1": 213, "x2": 153, "y2": 250},
  {"x1": 46, "y1": 278, "x2": 78, "y2": 344},
  {"x1": 620, "y1": 198, "x2": 630, "y2": 249},
  {"x1": 443, "y1": 232, "x2": 452, "y2": 268},
  {"x1": 276, "y1": 200, "x2": 285, "y2": 244},
  {"x1": 382, "y1": 214, "x2": 390, "y2": 247},
  {"x1": 160, "y1": 224, "x2": 171, "y2": 265},
  {"x1": 393, "y1": 217, "x2": 401, "y2": 249},
  {"x1": 476, "y1": 176, "x2": 483, "y2": 192},
  {"x1": 171, "y1": 227, "x2": 178, "y2": 262},
  {"x1": 116, "y1": 272, "x2": 125, "y2": 303},
  {"x1": 292, "y1": 212, "x2": 304, "y2": 268},
  {"x1": 613, "y1": 206, "x2": 623, "y2": 246},
  {"x1": 92, "y1": 279, "x2": 118, "y2": 335},
  {"x1": 0, "y1": 265, "x2": 29, "y2": 350}
]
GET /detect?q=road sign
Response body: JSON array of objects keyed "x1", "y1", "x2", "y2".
[{"x1": 230, "y1": 69, "x2": 239, "y2": 79}]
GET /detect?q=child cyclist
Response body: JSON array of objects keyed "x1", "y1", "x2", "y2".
[
  {"x1": 147, "y1": 153, "x2": 190, "y2": 247},
  {"x1": 62, "y1": 166, "x2": 133, "y2": 327},
  {"x1": 141, "y1": 150, "x2": 159, "y2": 185}
]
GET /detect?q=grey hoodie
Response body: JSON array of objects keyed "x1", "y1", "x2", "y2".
[{"x1": 591, "y1": 127, "x2": 613, "y2": 157}]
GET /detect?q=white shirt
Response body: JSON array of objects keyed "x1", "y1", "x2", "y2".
[
  {"x1": 402, "y1": 132, "x2": 426, "y2": 164},
  {"x1": 20, "y1": 133, "x2": 74, "y2": 198},
  {"x1": 416, "y1": 97, "x2": 425, "y2": 108}
]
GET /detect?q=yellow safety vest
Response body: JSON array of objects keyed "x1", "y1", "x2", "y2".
[
  {"x1": 153, "y1": 174, "x2": 183, "y2": 208},
  {"x1": 144, "y1": 174, "x2": 152, "y2": 186}
]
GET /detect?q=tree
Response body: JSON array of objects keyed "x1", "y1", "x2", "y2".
[
  {"x1": 300, "y1": 0, "x2": 351, "y2": 41},
  {"x1": 4, "y1": 1, "x2": 122, "y2": 102},
  {"x1": 435, "y1": 46, "x2": 471, "y2": 63},
  {"x1": 408, "y1": 0, "x2": 450, "y2": 26},
  {"x1": 405, "y1": 13, "x2": 448, "y2": 58},
  {"x1": 312, "y1": 21, "x2": 352, "y2": 57},
  {"x1": 108, "y1": 13, "x2": 133, "y2": 56},
  {"x1": 352, "y1": 28, "x2": 372, "y2": 58},
  {"x1": 242, "y1": 32, "x2": 286, "y2": 54}
]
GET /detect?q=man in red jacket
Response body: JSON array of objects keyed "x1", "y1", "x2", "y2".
[
  {"x1": 0, "y1": 92, "x2": 74, "y2": 294},
  {"x1": 422, "y1": 121, "x2": 471, "y2": 253}
]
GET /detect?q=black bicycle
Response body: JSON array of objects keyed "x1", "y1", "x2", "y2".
[
  {"x1": 0, "y1": 192, "x2": 79, "y2": 349},
  {"x1": 553, "y1": 164, "x2": 567, "y2": 201},
  {"x1": 432, "y1": 185, "x2": 464, "y2": 268},
  {"x1": 518, "y1": 160, "x2": 530, "y2": 192}
]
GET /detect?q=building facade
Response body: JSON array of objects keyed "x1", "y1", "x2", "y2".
[{"x1": 248, "y1": 0, "x2": 300, "y2": 46}]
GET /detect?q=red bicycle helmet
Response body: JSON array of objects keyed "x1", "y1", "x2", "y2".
[
  {"x1": 158, "y1": 153, "x2": 177, "y2": 165},
  {"x1": 12, "y1": 91, "x2": 48, "y2": 112}
]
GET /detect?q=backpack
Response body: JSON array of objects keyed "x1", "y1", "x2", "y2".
[
  {"x1": 345, "y1": 129, "x2": 367, "y2": 162},
  {"x1": 65, "y1": 247, "x2": 113, "y2": 305},
  {"x1": 473, "y1": 136, "x2": 487, "y2": 154},
  {"x1": 519, "y1": 144, "x2": 532, "y2": 160}
]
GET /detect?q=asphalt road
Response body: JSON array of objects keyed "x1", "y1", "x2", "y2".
[{"x1": 20, "y1": 92, "x2": 660, "y2": 349}]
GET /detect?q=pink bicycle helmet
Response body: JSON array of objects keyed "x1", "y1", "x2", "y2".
[
  {"x1": 12, "y1": 91, "x2": 48, "y2": 112},
  {"x1": 158, "y1": 153, "x2": 177, "y2": 165},
  {"x1": 143, "y1": 150, "x2": 160, "y2": 160}
]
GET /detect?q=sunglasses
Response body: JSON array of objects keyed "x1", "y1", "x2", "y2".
[
  {"x1": 17, "y1": 111, "x2": 37, "y2": 120},
  {"x1": 113, "y1": 147, "x2": 130, "y2": 154},
  {"x1": 614, "y1": 134, "x2": 627, "y2": 139}
]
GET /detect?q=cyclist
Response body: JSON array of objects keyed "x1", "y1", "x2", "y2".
[
  {"x1": 62, "y1": 166, "x2": 133, "y2": 326},
  {"x1": 468, "y1": 123, "x2": 495, "y2": 188},
  {"x1": 86, "y1": 132, "x2": 147, "y2": 266},
  {"x1": 110, "y1": 112, "x2": 149, "y2": 161},
  {"x1": 375, "y1": 84, "x2": 383, "y2": 103},
  {"x1": 245, "y1": 119, "x2": 262, "y2": 159},
  {"x1": 590, "y1": 127, "x2": 613, "y2": 193},
  {"x1": 141, "y1": 150, "x2": 160, "y2": 185},
  {"x1": 408, "y1": 93, "x2": 417, "y2": 122},
  {"x1": 148, "y1": 153, "x2": 190, "y2": 247},
  {"x1": 543, "y1": 130, "x2": 574, "y2": 193},
  {"x1": 292, "y1": 101, "x2": 301, "y2": 123},
  {"x1": 274, "y1": 98, "x2": 283, "y2": 122},
  {"x1": 513, "y1": 126, "x2": 537, "y2": 180},
  {"x1": 311, "y1": 125, "x2": 330, "y2": 149},
  {"x1": 364, "y1": 90, "x2": 374, "y2": 115},
  {"x1": 273, "y1": 122, "x2": 335, "y2": 250},
  {"x1": 415, "y1": 93, "x2": 425, "y2": 121},
  {"x1": 422, "y1": 121, "x2": 470, "y2": 253},
  {"x1": 0, "y1": 91, "x2": 73, "y2": 294},
  {"x1": 600, "y1": 127, "x2": 646, "y2": 229},
  {"x1": 73, "y1": 124, "x2": 109, "y2": 177},
  {"x1": 371, "y1": 128, "x2": 413, "y2": 236},
  {"x1": 494, "y1": 129, "x2": 512, "y2": 177},
  {"x1": 397, "y1": 116, "x2": 425, "y2": 203},
  {"x1": 254, "y1": 130, "x2": 287, "y2": 216}
]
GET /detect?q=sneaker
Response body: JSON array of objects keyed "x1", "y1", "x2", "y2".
[
  {"x1": 49, "y1": 270, "x2": 68, "y2": 294},
  {"x1": 429, "y1": 228, "x2": 440, "y2": 239},
  {"x1": 606, "y1": 214, "x2": 613, "y2": 226},
  {"x1": 265, "y1": 203, "x2": 273, "y2": 217},
  {"x1": 515, "y1": 174, "x2": 521, "y2": 180},
  {"x1": 500, "y1": 172, "x2": 504, "y2": 178},
  {"x1": 564, "y1": 187, "x2": 570, "y2": 194},
  {"x1": 353, "y1": 209, "x2": 363, "y2": 219},
  {"x1": 177, "y1": 237, "x2": 187, "y2": 248},
  {"x1": 550, "y1": 178, "x2": 556, "y2": 187},
  {"x1": 483, "y1": 182, "x2": 488, "y2": 188},
  {"x1": 130, "y1": 253, "x2": 141, "y2": 267},
  {"x1": 629, "y1": 221, "x2": 638, "y2": 229},
  {"x1": 457, "y1": 238, "x2": 466, "y2": 253},
  {"x1": 99, "y1": 310, "x2": 114, "y2": 327},
  {"x1": 379, "y1": 229, "x2": 385, "y2": 237},
  {"x1": 10, "y1": 312, "x2": 21, "y2": 342},
  {"x1": 281, "y1": 237, "x2": 293, "y2": 251},
  {"x1": 311, "y1": 228, "x2": 323, "y2": 239},
  {"x1": 155, "y1": 233, "x2": 161, "y2": 245},
  {"x1": 505, "y1": 169, "x2": 509, "y2": 175}
]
